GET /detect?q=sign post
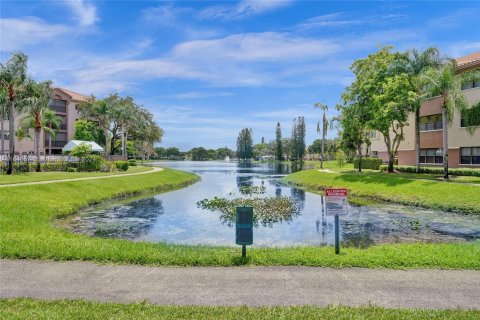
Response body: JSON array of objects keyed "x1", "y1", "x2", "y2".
[
  {"x1": 236, "y1": 206, "x2": 253, "y2": 257},
  {"x1": 325, "y1": 188, "x2": 348, "y2": 254}
]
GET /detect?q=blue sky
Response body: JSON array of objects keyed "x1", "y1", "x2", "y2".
[{"x1": 1, "y1": 1, "x2": 479, "y2": 150}]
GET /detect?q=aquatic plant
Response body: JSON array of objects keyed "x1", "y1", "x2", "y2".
[{"x1": 196, "y1": 196, "x2": 300, "y2": 227}]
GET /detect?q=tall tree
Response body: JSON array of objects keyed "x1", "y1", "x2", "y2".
[
  {"x1": 275, "y1": 122, "x2": 283, "y2": 161},
  {"x1": 73, "y1": 119, "x2": 105, "y2": 145},
  {"x1": 421, "y1": 61, "x2": 469, "y2": 179},
  {"x1": 18, "y1": 80, "x2": 60, "y2": 171},
  {"x1": 314, "y1": 102, "x2": 328, "y2": 169},
  {"x1": 406, "y1": 48, "x2": 444, "y2": 173},
  {"x1": 131, "y1": 108, "x2": 164, "y2": 162},
  {"x1": 0, "y1": 52, "x2": 28, "y2": 174},
  {"x1": 236, "y1": 128, "x2": 253, "y2": 161}
]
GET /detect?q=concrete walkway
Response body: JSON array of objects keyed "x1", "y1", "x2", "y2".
[
  {"x1": 0, "y1": 166, "x2": 163, "y2": 188},
  {"x1": 1, "y1": 259, "x2": 479, "y2": 309}
]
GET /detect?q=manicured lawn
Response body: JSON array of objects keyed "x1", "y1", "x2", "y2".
[
  {"x1": 0, "y1": 165, "x2": 152, "y2": 185},
  {"x1": 1, "y1": 166, "x2": 479, "y2": 269},
  {"x1": 283, "y1": 169, "x2": 480, "y2": 214},
  {"x1": 1, "y1": 299, "x2": 479, "y2": 320}
]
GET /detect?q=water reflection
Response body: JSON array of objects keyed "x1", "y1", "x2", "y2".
[{"x1": 65, "y1": 161, "x2": 480, "y2": 247}]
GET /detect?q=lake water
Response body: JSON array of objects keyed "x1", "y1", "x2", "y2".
[{"x1": 65, "y1": 161, "x2": 480, "y2": 247}]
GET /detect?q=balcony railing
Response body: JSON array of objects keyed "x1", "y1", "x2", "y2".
[
  {"x1": 44, "y1": 140, "x2": 67, "y2": 148},
  {"x1": 49, "y1": 105, "x2": 67, "y2": 113}
]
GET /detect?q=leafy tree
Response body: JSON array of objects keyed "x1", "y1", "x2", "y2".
[
  {"x1": 18, "y1": 80, "x2": 60, "y2": 171},
  {"x1": 215, "y1": 147, "x2": 233, "y2": 160},
  {"x1": 154, "y1": 147, "x2": 166, "y2": 159},
  {"x1": 73, "y1": 119, "x2": 105, "y2": 145},
  {"x1": 70, "y1": 143, "x2": 93, "y2": 158},
  {"x1": 236, "y1": 128, "x2": 253, "y2": 161},
  {"x1": 0, "y1": 51, "x2": 28, "y2": 174},
  {"x1": 77, "y1": 96, "x2": 111, "y2": 154},
  {"x1": 190, "y1": 147, "x2": 209, "y2": 161},
  {"x1": 420, "y1": 61, "x2": 470, "y2": 179},
  {"x1": 342, "y1": 46, "x2": 416, "y2": 172},
  {"x1": 406, "y1": 47, "x2": 445, "y2": 173},
  {"x1": 275, "y1": 122, "x2": 283, "y2": 161},
  {"x1": 131, "y1": 108, "x2": 164, "y2": 162},
  {"x1": 290, "y1": 117, "x2": 306, "y2": 161},
  {"x1": 166, "y1": 147, "x2": 181, "y2": 158}
]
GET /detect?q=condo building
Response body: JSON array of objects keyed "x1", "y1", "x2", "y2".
[
  {"x1": 0, "y1": 88, "x2": 88, "y2": 155},
  {"x1": 369, "y1": 51, "x2": 480, "y2": 168}
]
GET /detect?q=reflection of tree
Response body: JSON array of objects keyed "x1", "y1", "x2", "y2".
[
  {"x1": 78, "y1": 197, "x2": 165, "y2": 239},
  {"x1": 236, "y1": 175, "x2": 253, "y2": 190},
  {"x1": 290, "y1": 187, "x2": 305, "y2": 211}
]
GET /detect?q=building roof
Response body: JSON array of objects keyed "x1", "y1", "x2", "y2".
[
  {"x1": 62, "y1": 140, "x2": 104, "y2": 153},
  {"x1": 456, "y1": 51, "x2": 480, "y2": 72},
  {"x1": 55, "y1": 88, "x2": 89, "y2": 102}
]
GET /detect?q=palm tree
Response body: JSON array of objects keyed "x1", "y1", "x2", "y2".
[
  {"x1": 0, "y1": 52, "x2": 28, "y2": 174},
  {"x1": 77, "y1": 97, "x2": 110, "y2": 156},
  {"x1": 18, "y1": 80, "x2": 60, "y2": 172},
  {"x1": 314, "y1": 102, "x2": 328, "y2": 168},
  {"x1": 421, "y1": 61, "x2": 467, "y2": 179},
  {"x1": 406, "y1": 48, "x2": 444, "y2": 173},
  {"x1": 0, "y1": 88, "x2": 7, "y2": 155}
]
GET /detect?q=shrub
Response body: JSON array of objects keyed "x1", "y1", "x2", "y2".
[
  {"x1": 379, "y1": 165, "x2": 480, "y2": 177},
  {"x1": 78, "y1": 155, "x2": 103, "y2": 172},
  {"x1": 42, "y1": 162, "x2": 68, "y2": 172},
  {"x1": 128, "y1": 159, "x2": 137, "y2": 166},
  {"x1": 353, "y1": 157, "x2": 383, "y2": 170},
  {"x1": 100, "y1": 162, "x2": 117, "y2": 172},
  {"x1": 115, "y1": 161, "x2": 129, "y2": 171},
  {"x1": 335, "y1": 150, "x2": 346, "y2": 168},
  {"x1": 67, "y1": 167, "x2": 77, "y2": 172}
]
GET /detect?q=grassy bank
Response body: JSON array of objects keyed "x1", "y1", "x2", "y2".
[
  {"x1": 1, "y1": 166, "x2": 479, "y2": 269},
  {"x1": 2, "y1": 299, "x2": 479, "y2": 320},
  {"x1": 0, "y1": 165, "x2": 152, "y2": 185},
  {"x1": 283, "y1": 170, "x2": 480, "y2": 214}
]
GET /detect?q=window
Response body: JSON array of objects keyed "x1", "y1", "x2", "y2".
[
  {"x1": 367, "y1": 130, "x2": 377, "y2": 139},
  {"x1": 460, "y1": 109, "x2": 480, "y2": 127},
  {"x1": 371, "y1": 151, "x2": 378, "y2": 158},
  {"x1": 419, "y1": 148, "x2": 443, "y2": 164},
  {"x1": 460, "y1": 147, "x2": 480, "y2": 165},
  {"x1": 419, "y1": 114, "x2": 442, "y2": 131},
  {"x1": 49, "y1": 99, "x2": 67, "y2": 113},
  {"x1": 1, "y1": 132, "x2": 9, "y2": 139}
]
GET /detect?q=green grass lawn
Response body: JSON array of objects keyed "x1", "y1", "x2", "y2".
[
  {"x1": 1, "y1": 166, "x2": 479, "y2": 269},
  {"x1": 0, "y1": 165, "x2": 152, "y2": 185},
  {"x1": 2, "y1": 299, "x2": 479, "y2": 320},
  {"x1": 283, "y1": 169, "x2": 480, "y2": 214}
]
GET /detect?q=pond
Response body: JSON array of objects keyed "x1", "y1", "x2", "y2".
[{"x1": 64, "y1": 161, "x2": 480, "y2": 247}]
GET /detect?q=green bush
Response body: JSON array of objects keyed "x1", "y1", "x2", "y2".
[
  {"x1": 67, "y1": 167, "x2": 77, "y2": 172},
  {"x1": 379, "y1": 165, "x2": 480, "y2": 177},
  {"x1": 42, "y1": 162, "x2": 69, "y2": 172},
  {"x1": 100, "y1": 162, "x2": 117, "y2": 172},
  {"x1": 78, "y1": 155, "x2": 103, "y2": 172},
  {"x1": 115, "y1": 161, "x2": 129, "y2": 171},
  {"x1": 353, "y1": 157, "x2": 383, "y2": 170},
  {"x1": 128, "y1": 159, "x2": 137, "y2": 166}
]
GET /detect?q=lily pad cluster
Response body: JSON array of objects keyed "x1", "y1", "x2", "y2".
[{"x1": 196, "y1": 196, "x2": 300, "y2": 227}]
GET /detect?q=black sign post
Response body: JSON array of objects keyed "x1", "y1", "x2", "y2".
[{"x1": 236, "y1": 206, "x2": 253, "y2": 257}]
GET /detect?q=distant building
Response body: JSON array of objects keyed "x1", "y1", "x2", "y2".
[
  {"x1": 0, "y1": 88, "x2": 88, "y2": 155},
  {"x1": 369, "y1": 52, "x2": 480, "y2": 168}
]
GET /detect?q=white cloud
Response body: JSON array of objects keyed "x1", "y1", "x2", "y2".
[
  {"x1": 170, "y1": 91, "x2": 235, "y2": 99},
  {"x1": 0, "y1": 17, "x2": 69, "y2": 52},
  {"x1": 199, "y1": 0, "x2": 293, "y2": 20},
  {"x1": 141, "y1": 4, "x2": 192, "y2": 26},
  {"x1": 63, "y1": 0, "x2": 98, "y2": 26}
]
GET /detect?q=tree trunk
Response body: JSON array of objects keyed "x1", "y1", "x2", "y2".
[
  {"x1": 35, "y1": 128, "x2": 41, "y2": 172},
  {"x1": 321, "y1": 134, "x2": 325, "y2": 169},
  {"x1": 388, "y1": 153, "x2": 394, "y2": 173},
  {"x1": 357, "y1": 144, "x2": 362, "y2": 173},
  {"x1": 0, "y1": 112, "x2": 4, "y2": 155},
  {"x1": 48, "y1": 133, "x2": 52, "y2": 155},
  {"x1": 121, "y1": 128, "x2": 125, "y2": 158},
  {"x1": 104, "y1": 127, "x2": 109, "y2": 156},
  {"x1": 7, "y1": 100, "x2": 15, "y2": 175},
  {"x1": 124, "y1": 131, "x2": 128, "y2": 159},
  {"x1": 442, "y1": 103, "x2": 449, "y2": 179},
  {"x1": 415, "y1": 108, "x2": 420, "y2": 173}
]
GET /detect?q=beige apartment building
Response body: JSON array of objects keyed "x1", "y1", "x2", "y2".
[
  {"x1": 369, "y1": 51, "x2": 480, "y2": 168},
  {"x1": 0, "y1": 88, "x2": 88, "y2": 155}
]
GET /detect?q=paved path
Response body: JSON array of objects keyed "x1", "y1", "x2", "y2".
[
  {"x1": 1, "y1": 259, "x2": 479, "y2": 309},
  {"x1": 0, "y1": 166, "x2": 163, "y2": 188}
]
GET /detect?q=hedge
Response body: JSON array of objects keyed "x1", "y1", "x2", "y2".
[
  {"x1": 353, "y1": 157, "x2": 383, "y2": 170},
  {"x1": 379, "y1": 165, "x2": 480, "y2": 177}
]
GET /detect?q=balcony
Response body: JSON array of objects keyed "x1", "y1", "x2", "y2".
[{"x1": 44, "y1": 140, "x2": 67, "y2": 148}]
